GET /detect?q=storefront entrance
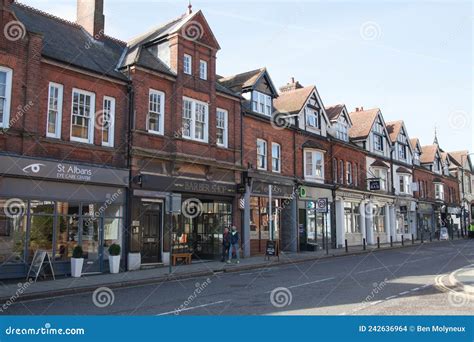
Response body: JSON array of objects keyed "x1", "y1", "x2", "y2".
[
  {"x1": 140, "y1": 203, "x2": 162, "y2": 264},
  {"x1": 298, "y1": 205, "x2": 328, "y2": 252}
]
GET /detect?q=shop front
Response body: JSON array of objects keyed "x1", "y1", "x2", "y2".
[
  {"x1": 365, "y1": 195, "x2": 395, "y2": 245},
  {"x1": 299, "y1": 186, "x2": 332, "y2": 251},
  {"x1": 394, "y1": 199, "x2": 417, "y2": 242},
  {"x1": 131, "y1": 174, "x2": 237, "y2": 263},
  {"x1": 335, "y1": 190, "x2": 365, "y2": 248},
  {"x1": 417, "y1": 202, "x2": 435, "y2": 239},
  {"x1": 243, "y1": 175, "x2": 296, "y2": 256},
  {"x1": 0, "y1": 155, "x2": 128, "y2": 279}
]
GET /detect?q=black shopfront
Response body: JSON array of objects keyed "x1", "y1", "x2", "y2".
[
  {"x1": 0, "y1": 154, "x2": 128, "y2": 279},
  {"x1": 131, "y1": 174, "x2": 236, "y2": 263}
]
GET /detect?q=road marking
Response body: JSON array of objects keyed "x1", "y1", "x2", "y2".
[
  {"x1": 264, "y1": 277, "x2": 335, "y2": 293},
  {"x1": 156, "y1": 300, "x2": 231, "y2": 316},
  {"x1": 385, "y1": 295, "x2": 396, "y2": 300},
  {"x1": 399, "y1": 291, "x2": 410, "y2": 296},
  {"x1": 411, "y1": 287, "x2": 420, "y2": 292}
]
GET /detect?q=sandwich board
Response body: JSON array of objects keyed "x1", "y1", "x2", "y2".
[{"x1": 26, "y1": 250, "x2": 55, "y2": 282}]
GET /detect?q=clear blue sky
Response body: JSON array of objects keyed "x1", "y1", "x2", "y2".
[{"x1": 24, "y1": 0, "x2": 473, "y2": 153}]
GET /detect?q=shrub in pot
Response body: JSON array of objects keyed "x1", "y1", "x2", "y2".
[
  {"x1": 108, "y1": 243, "x2": 121, "y2": 274},
  {"x1": 71, "y1": 245, "x2": 84, "y2": 278}
]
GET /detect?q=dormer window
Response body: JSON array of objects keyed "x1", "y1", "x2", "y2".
[
  {"x1": 398, "y1": 144, "x2": 407, "y2": 160},
  {"x1": 305, "y1": 108, "x2": 320, "y2": 129},
  {"x1": 414, "y1": 151, "x2": 420, "y2": 165},
  {"x1": 183, "y1": 54, "x2": 192, "y2": 75},
  {"x1": 336, "y1": 122, "x2": 349, "y2": 141},
  {"x1": 252, "y1": 91, "x2": 272, "y2": 116},
  {"x1": 374, "y1": 133, "x2": 384, "y2": 152}
]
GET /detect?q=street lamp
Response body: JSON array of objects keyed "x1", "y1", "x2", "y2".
[{"x1": 460, "y1": 153, "x2": 474, "y2": 236}]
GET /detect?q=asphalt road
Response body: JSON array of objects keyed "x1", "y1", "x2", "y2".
[{"x1": 3, "y1": 239, "x2": 474, "y2": 316}]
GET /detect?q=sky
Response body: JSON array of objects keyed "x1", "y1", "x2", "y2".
[{"x1": 23, "y1": 0, "x2": 473, "y2": 153}]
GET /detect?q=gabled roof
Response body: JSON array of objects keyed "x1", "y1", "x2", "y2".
[
  {"x1": 371, "y1": 160, "x2": 389, "y2": 168},
  {"x1": 448, "y1": 150, "x2": 469, "y2": 167},
  {"x1": 386, "y1": 120, "x2": 403, "y2": 143},
  {"x1": 348, "y1": 108, "x2": 382, "y2": 140},
  {"x1": 218, "y1": 68, "x2": 278, "y2": 95},
  {"x1": 273, "y1": 86, "x2": 313, "y2": 114},
  {"x1": 12, "y1": 2, "x2": 128, "y2": 80},
  {"x1": 119, "y1": 45, "x2": 176, "y2": 76},
  {"x1": 325, "y1": 104, "x2": 343, "y2": 121},
  {"x1": 420, "y1": 145, "x2": 440, "y2": 164},
  {"x1": 397, "y1": 166, "x2": 412, "y2": 174},
  {"x1": 410, "y1": 138, "x2": 421, "y2": 151}
]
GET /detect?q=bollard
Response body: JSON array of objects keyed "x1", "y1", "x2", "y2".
[
  {"x1": 421, "y1": 233, "x2": 424, "y2": 244},
  {"x1": 390, "y1": 236, "x2": 393, "y2": 247},
  {"x1": 430, "y1": 232, "x2": 432, "y2": 242},
  {"x1": 457, "y1": 230, "x2": 460, "y2": 239},
  {"x1": 412, "y1": 234, "x2": 415, "y2": 245},
  {"x1": 377, "y1": 236, "x2": 380, "y2": 249},
  {"x1": 345, "y1": 239, "x2": 348, "y2": 253},
  {"x1": 363, "y1": 238, "x2": 366, "y2": 251},
  {"x1": 402, "y1": 236, "x2": 404, "y2": 246}
]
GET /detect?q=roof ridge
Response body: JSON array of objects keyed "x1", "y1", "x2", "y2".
[{"x1": 219, "y1": 67, "x2": 265, "y2": 81}]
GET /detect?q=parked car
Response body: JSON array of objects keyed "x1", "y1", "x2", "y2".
[{"x1": 439, "y1": 227, "x2": 449, "y2": 240}]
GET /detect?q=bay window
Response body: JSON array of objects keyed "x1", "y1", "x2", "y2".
[
  {"x1": 0, "y1": 66, "x2": 13, "y2": 129},
  {"x1": 71, "y1": 88, "x2": 95, "y2": 144},
  {"x1": 257, "y1": 139, "x2": 267, "y2": 170},
  {"x1": 182, "y1": 97, "x2": 208, "y2": 142},
  {"x1": 147, "y1": 89, "x2": 165, "y2": 135},
  {"x1": 46, "y1": 82, "x2": 63, "y2": 138},
  {"x1": 216, "y1": 108, "x2": 228, "y2": 147},
  {"x1": 304, "y1": 149, "x2": 324, "y2": 182},
  {"x1": 399, "y1": 175, "x2": 410, "y2": 194},
  {"x1": 373, "y1": 168, "x2": 388, "y2": 191}
]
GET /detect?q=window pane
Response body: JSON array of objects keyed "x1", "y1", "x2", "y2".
[{"x1": 0, "y1": 199, "x2": 27, "y2": 263}]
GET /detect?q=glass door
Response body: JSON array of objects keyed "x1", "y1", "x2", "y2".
[{"x1": 81, "y1": 204, "x2": 102, "y2": 273}]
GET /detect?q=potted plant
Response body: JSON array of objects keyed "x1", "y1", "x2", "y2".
[
  {"x1": 108, "y1": 243, "x2": 121, "y2": 274},
  {"x1": 71, "y1": 245, "x2": 84, "y2": 278}
]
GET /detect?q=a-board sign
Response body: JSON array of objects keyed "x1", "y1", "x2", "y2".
[
  {"x1": 26, "y1": 250, "x2": 55, "y2": 281},
  {"x1": 265, "y1": 240, "x2": 280, "y2": 261}
]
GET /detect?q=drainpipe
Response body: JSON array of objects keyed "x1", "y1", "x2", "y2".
[
  {"x1": 329, "y1": 137, "x2": 337, "y2": 249},
  {"x1": 125, "y1": 66, "x2": 134, "y2": 269}
]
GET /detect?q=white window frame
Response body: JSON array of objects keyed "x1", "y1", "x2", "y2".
[
  {"x1": 257, "y1": 139, "x2": 267, "y2": 170},
  {"x1": 101, "y1": 96, "x2": 115, "y2": 147},
  {"x1": 182, "y1": 97, "x2": 208, "y2": 143},
  {"x1": 199, "y1": 60, "x2": 207, "y2": 80},
  {"x1": 252, "y1": 91, "x2": 272, "y2": 116},
  {"x1": 183, "y1": 54, "x2": 192, "y2": 75},
  {"x1": 346, "y1": 162, "x2": 352, "y2": 185},
  {"x1": 46, "y1": 82, "x2": 63, "y2": 139},
  {"x1": 435, "y1": 183, "x2": 444, "y2": 200},
  {"x1": 147, "y1": 89, "x2": 165, "y2": 135},
  {"x1": 305, "y1": 108, "x2": 319, "y2": 129},
  {"x1": 0, "y1": 66, "x2": 13, "y2": 129},
  {"x1": 304, "y1": 149, "x2": 325, "y2": 182},
  {"x1": 70, "y1": 88, "x2": 95, "y2": 144},
  {"x1": 216, "y1": 108, "x2": 228, "y2": 148},
  {"x1": 272, "y1": 142, "x2": 281, "y2": 173},
  {"x1": 373, "y1": 168, "x2": 388, "y2": 191}
]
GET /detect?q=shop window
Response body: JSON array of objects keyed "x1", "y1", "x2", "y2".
[
  {"x1": 28, "y1": 201, "x2": 55, "y2": 261},
  {"x1": 0, "y1": 198, "x2": 27, "y2": 263},
  {"x1": 344, "y1": 202, "x2": 360, "y2": 233},
  {"x1": 0, "y1": 66, "x2": 12, "y2": 129},
  {"x1": 102, "y1": 96, "x2": 115, "y2": 146},
  {"x1": 55, "y1": 202, "x2": 80, "y2": 261},
  {"x1": 71, "y1": 88, "x2": 95, "y2": 144},
  {"x1": 396, "y1": 207, "x2": 409, "y2": 234},
  {"x1": 46, "y1": 82, "x2": 63, "y2": 138},
  {"x1": 373, "y1": 205, "x2": 386, "y2": 232}
]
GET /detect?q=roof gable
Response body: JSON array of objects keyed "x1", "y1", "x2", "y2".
[
  {"x1": 349, "y1": 108, "x2": 389, "y2": 141},
  {"x1": 218, "y1": 68, "x2": 278, "y2": 96}
]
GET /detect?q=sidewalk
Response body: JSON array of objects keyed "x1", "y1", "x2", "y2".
[{"x1": 0, "y1": 238, "x2": 462, "y2": 304}]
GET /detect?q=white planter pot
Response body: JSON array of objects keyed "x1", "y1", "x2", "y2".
[
  {"x1": 109, "y1": 255, "x2": 121, "y2": 274},
  {"x1": 71, "y1": 258, "x2": 84, "y2": 278},
  {"x1": 127, "y1": 252, "x2": 141, "y2": 271}
]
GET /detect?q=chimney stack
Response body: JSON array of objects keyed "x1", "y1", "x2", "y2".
[
  {"x1": 77, "y1": 0, "x2": 105, "y2": 39},
  {"x1": 279, "y1": 77, "x2": 303, "y2": 93}
]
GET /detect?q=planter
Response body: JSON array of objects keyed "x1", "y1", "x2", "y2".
[
  {"x1": 70, "y1": 257, "x2": 84, "y2": 278},
  {"x1": 127, "y1": 252, "x2": 141, "y2": 271},
  {"x1": 109, "y1": 255, "x2": 121, "y2": 274}
]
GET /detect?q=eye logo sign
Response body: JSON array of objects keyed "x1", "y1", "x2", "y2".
[{"x1": 22, "y1": 163, "x2": 45, "y2": 174}]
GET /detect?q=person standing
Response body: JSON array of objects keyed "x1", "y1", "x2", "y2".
[
  {"x1": 227, "y1": 226, "x2": 240, "y2": 264},
  {"x1": 222, "y1": 227, "x2": 231, "y2": 262}
]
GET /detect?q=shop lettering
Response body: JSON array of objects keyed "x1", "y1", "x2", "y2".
[
  {"x1": 183, "y1": 181, "x2": 230, "y2": 194},
  {"x1": 57, "y1": 164, "x2": 92, "y2": 181}
]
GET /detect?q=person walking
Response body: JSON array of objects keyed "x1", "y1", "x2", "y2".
[
  {"x1": 227, "y1": 226, "x2": 240, "y2": 264},
  {"x1": 222, "y1": 227, "x2": 231, "y2": 262}
]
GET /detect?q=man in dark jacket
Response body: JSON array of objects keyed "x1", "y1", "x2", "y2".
[
  {"x1": 227, "y1": 225, "x2": 240, "y2": 264},
  {"x1": 222, "y1": 227, "x2": 231, "y2": 262}
]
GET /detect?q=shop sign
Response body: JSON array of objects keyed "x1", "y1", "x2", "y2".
[
  {"x1": 299, "y1": 186, "x2": 307, "y2": 198},
  {"x1": 447, "y1": 207, "x2": 461, "y2": 214},
  {"x1": 369, "y1": 179, "x2": 381, "y2": 191},
  {"x1": 143, "y1": 175, "x2": 235, "y2": 195},
  {"x1": 0, "y1": 155, "x2": 128, "y2": 186},
  {"x1": 252, "y1": 181, "x2": 295, "y2": 198}
]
